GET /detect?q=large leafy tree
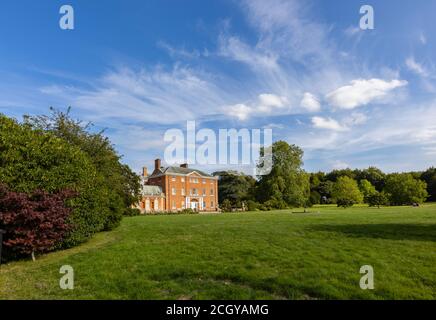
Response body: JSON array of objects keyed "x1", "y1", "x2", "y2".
[
  {"x1": 24, "y1": 108, "x2": 141, "y2": 219},
  {"x1": 212, "y1": 171, "x2": 255, "y2": 208},
  {"x1": 256, "y1": 141, "x2": 310, "y2": 208},
  {"x1": 384, "y1": 173, "x2": 428, "y2": 205},
  {"x1": 332, "y1": 176, "x2": 364, "y2": 208}
]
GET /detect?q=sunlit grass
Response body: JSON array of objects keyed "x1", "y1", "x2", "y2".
[{"x1": 1, "y1": 204, "x2": 435, "y2": 299}]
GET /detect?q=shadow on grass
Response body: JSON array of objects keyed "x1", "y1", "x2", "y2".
[{"x1": 309, "y1": 224, "x2": 436, "y2": 242}]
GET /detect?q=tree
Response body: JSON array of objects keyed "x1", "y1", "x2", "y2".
[
  {"x1": 318, "y1": 180, "x2": 335, "y2": 203},
  {"x1": 359, "y1": 179, "x2": 377, "y2": 203},
  {"x1": 332, "y1": 176, "x2": 364, "y2": 208},
  {"x1": 24, "y1": 108, "x2": 141, "y2": 232},
  {"x1": 325, "y1": 168, "x2": 356, "y2": 182},
  {"x1": 256, "y1": 141, "x2": 310, "y2": 209},
  {"x1": 309, "y1": 172, "x2": 325, "y2": 204},
  {"x1": 384, "y1": 173, "x2": 428, "y2": 205},
  {"x1": 421, "y1": 167, "x2": 436, "y2": 202},
  {"x1": 220, "y1": 199, "x2": 232, "y2": 212},
  {"x1": 354, "y1": 167, "x2": 386, "y2": 191},
  {"x1": 213, "y1": 171, "x2": 255, "y2": 208},
  {"x1": 367, "y1": 191, "x2": 389, "y2": 208},
  {"x1": 0, "y1": 185, "x2": 74, "y2": 261},
  {"x1": 24, "y1": 108, "x2": 141, "y2": 205},
  {"x1": 0, "y1": 112, "x2": 140, "y2": 249}
]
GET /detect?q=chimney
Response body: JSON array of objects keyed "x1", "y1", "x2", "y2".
[
  {"x1": 154, "y1": 158, "x2": 161, "y2": 171},
  {"x1": 142, "y1": 166, "x2": 148, "y2": 177},
  {"x1": 180, "y1": 163, "x2": 188, "y2": 168}
]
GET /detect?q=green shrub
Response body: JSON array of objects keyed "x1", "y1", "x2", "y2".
[
  {"x1": 0, "y1": 113, "x2": 139, "y2": 249},
  {"x1": 220, "y1": 199, "x2": 232, "y2": 212},
  {"x1": 180, "y1": 208, "x2": 197, "y2": 214},
  {"x1": 246, "y1": 200, "x2": 259, "y2": 211},
  {"x1": 0, "y1": 115, "x2": 107, "y2": 247},
  {"x1": 124, "y1": 208, "x2": 141, "y2": 217}
]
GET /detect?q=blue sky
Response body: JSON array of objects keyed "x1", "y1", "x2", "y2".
[{"x1": 1, "y1": 0, "x2": 436, "y2": 174}]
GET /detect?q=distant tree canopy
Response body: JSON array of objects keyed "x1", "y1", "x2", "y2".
[
  {"x1": 421, "y1": 167, "x2": 436, "y2": 202},
  {"x1": 213, "y1": 171, "x2": 255, "y2": 207},
  {"x1": 0, "y1": 109, "x2": 141, "y2": 251},
  {"x1": 215, "y1": 141, "x2": 433, "y2": 210}
]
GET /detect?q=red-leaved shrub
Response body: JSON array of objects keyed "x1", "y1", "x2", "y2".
[{"x1": 0, "y1": 185, "x2": 75, "y2": 261}]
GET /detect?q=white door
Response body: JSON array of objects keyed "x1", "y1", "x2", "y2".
[{"x1": 190, "y1": 201, "x2": 198, "y2": 210}]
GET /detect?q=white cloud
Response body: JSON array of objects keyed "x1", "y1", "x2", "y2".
[
  {"x1": 224, "y1": 103, "x2": 252, "y2": 121},
  {"x1": 300, "y1": 92, "x2": 321, "y2": 112},
  {"x1": 311, "y1": 116, "x2": 347, "y2": 131},
  {"x1": 405, "y1": 57, "x2": 428, "y2": 76},
  {"x1": 332, "y1": 160, "x2": 350, "y2": 170},
  {"x1": 258, "y1": 93, "x2": 288, "y2": 112},
  {"x1": 326, "y1": 78, "x2": 407, "y2": 109},
  {"x1": 224, "y1": 93, "x2": 289, "y2": 120}
]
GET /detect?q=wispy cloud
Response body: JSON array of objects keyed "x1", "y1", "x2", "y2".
[{"x1": 406, "y1": 57, "x2": 428, "y2": 76}]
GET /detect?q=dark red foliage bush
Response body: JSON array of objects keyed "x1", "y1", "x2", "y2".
[{"x1": 0, "y1": 184, "x2": 75, "y2": 261}]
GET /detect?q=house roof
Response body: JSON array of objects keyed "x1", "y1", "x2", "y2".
[
  {"x1": 148, "y1": 166, "x2": 216, "y2": 179},
  {"x1": 141, "y1": 185, "x2": 164, "y2": 196}
]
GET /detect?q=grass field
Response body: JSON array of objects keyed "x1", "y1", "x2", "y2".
[{"x1": 1, "y1": 204, "x2": 435, "y2": 300}]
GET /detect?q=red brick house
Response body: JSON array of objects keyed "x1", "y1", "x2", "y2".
[{"x1": 137, "y1": 159, "x2": 219, "y2": 213}]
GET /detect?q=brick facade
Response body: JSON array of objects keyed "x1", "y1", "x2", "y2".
[{"x1": 138, "y1": 159, "x2": 219, "y2": 213}]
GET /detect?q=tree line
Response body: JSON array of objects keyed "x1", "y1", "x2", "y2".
[
  {"x1": 214, "y1": 141, "x2": 435, "y2": 211},
  {"x1": 0, "y1": 109, "x2": 141, "y2": 261}
]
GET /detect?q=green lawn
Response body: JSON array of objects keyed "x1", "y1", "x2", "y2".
[{"x1": 1, "y1": 204, "x2": 435, "y2": 300}]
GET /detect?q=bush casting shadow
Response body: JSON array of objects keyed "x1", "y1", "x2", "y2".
[{"x1": 308, "y1": 224, "x2": 436, "y2": 242}]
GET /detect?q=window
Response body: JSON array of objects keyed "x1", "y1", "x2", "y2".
[
  {"x1": 171, "y1": 176, "x2": 176, "y2": 182},
  {"x1": 172, "y1": 201, "x2": 176, "y2": 210},
  {"x1": 190, "y1": 177, "x2": 199, "y2": 183},
  {"x1": 203, "y1": 201, "x2": 206, "y2": 208},
  {"x1": 181, "y1": 177, "x2": 185, "y2": 182},
  {"x1": 191, "y1": 188, "x2": 198, "y2": 196},
  {"x1": 202, "y1": 189, "x2": 206, "y2": 196},
  {"x1": 172, "y1": 188, "x2": 176, "y2": 195},
  {"x1": 210, "y1": 189, "x2": 214, "y2": 195},
  {"x1": 181, "y1": 201, "x2": 185, "y2": 209},
  {"x1": 181, "y1": 188, "x2": 185, "y2": 196},
  {"x1": 202, "y1": 179, "x2": 206, "y2": 184},
  {"x1": 211, "y1": 201, "x2": 214, "y2": 208}
]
